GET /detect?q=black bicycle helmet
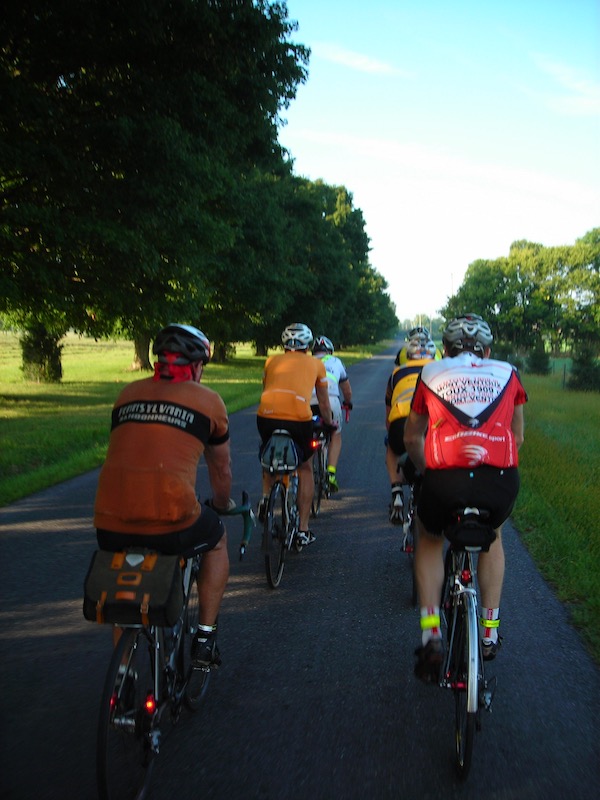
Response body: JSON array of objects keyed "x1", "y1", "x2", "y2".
[
  {"x1": 313, "y1": 335, "x2": 334, "y2": 354},
  {"x1": 152, "y1": 324, "x2": 211, "y2": 365}
]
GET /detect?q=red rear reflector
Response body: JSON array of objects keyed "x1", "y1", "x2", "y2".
[{"x1": 144, "y1": 694, "x2": 156, "y2": 714}]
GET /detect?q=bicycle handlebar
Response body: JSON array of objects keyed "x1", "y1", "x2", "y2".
[{"x1": 205, "y1": 491, "x2": 256, "y2": 561}]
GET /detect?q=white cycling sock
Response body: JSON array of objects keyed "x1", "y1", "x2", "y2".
[
  {"x1": 420, "y1": 606, "x2": 441, "y2": 645},
  {"x1": 480, "y1": 607, "x2": 500, "y2": 644}
]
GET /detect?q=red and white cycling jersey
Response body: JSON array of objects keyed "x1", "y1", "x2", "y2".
[{"x1": 411, "y1": 352, "x2": 527, "y2": 469}]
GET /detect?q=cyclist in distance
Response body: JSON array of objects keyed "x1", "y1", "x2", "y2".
[
  {"x1": 385, "y1": 333, "x2": 436, "y2": 523},
  {"x1": 403, "y1": 314, "x2": 527, "y2": 682},
  {"x1": 309, "y1": 335, "x2": 353, "y2": 492},
  {"x1": 256, "y1": 323, "x2": 335, "y2": 546},
  {"x1": 93, "y1": 324, "x2": 233, "y2": 669},
  {"x1": 395, "y1": 325, "x2": 442, "y2": 366}
]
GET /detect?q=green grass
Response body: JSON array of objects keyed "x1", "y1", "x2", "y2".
[
  {"x1": 512, "y1": 368, "x2": 600, "y2": 660},
  {"x1": 0, "y1": 332, "x2": 379, "y2": 505},
  {"x1": 1, "y1": 334, "x2": 599, "y2": 662}
]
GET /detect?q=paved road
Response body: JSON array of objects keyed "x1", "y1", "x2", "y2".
[{"x1": 1, "y1": 346, "x2": 598, "y2": 800}]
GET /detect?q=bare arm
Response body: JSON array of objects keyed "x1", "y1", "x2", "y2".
[
  {"x1": 403, "y1": 410, "x2": 429, "y2": 473},
  {"x1": 204, "y1": 440, "x2": 233, "y2": 510},
  {"x1": 511, "y1": 404, "x2": 525, "y2": 450},
  {"x1": 316, "y1": 381, "x2": 334, "y2": 426},
  {"x1": 341, "y1": 379, "x2": 352, "y2": 405}
]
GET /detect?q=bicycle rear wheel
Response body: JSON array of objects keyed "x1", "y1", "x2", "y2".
[
  {"x1": 452, "y1": 593, "x2": 477, "y2": 780},
  {"x1": 311, "y1": 448, "x2": 323, "y2": 517},
  {"x1": 264, "y1": 481, "x2": 287, "y2": 588},
  {"x1": 180, "y1": 558, "x2": 211, "y2": 711},
  {"x1": 97, "y1": 627, "x2": 158, "y2": 800}
]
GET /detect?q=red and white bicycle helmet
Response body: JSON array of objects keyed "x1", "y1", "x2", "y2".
[
  {"x1": 281, "y1": 323, "x2": 313, "y2": 351},
  {"x1": 152, "y1": 324, "x2": 211, "y2": 365}
]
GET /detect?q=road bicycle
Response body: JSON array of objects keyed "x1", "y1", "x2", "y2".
[
  {"x1": 311, "y1": 404, "x2": 350, "y2": 517},
  {"x1": 260, "y1": 429, "x2": 307, "y2": 588},
  {"x1": 438, "y1": 507, "x2": 497, "y2": 781},
  {"x1": 310, "y1": 416, "x2": 331, "y2": 517},
  {"x1": 96, "y1": 493, "x2": 254, "y2": 800}
]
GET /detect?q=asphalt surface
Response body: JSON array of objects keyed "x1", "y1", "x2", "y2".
[{"x1": 1, "y1": 345, "x2": 598, "y2": 800}]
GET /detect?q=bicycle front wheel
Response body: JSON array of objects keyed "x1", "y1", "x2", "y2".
[
  {"x1": 264, "y1": 481, "x2": 287, "y2": 588},
  {"x1": 453, "y1": 593, "x2": 478, "y2": 780},
  {"x1": 97, "y1": 627, "x2": 158, "y2": 800},
  {"x1": 180, "y1": 559, "x2": 211, "y2": 711}
]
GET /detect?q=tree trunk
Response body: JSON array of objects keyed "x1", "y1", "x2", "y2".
[
  {"x1": 212, "y1": 341, "x2": 236, "y2": 363},
  {"x1": 255, "y1": 341, "x2": 268, "y2": 357},
  {"x1": 131, "y1": 333, "x2": 152, "y2": 371},
  {"x1": 20, "y1": 324, "x2": 64, "y2": 382}
]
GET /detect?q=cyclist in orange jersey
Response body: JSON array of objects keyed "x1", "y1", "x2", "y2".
[
  {"x1": 94, "y1": 324, "x2": 232, "y2": 668},
  {"x1": 256, "y1": 323, "x2": 335, "y2": 546}
]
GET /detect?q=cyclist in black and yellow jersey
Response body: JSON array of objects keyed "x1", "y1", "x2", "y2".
[{"x1": 385, "y1": 333, "x2": 436, "y2": 523}]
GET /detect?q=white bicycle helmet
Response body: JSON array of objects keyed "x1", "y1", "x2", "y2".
[
  {"x1": 281, "y1": 323, "x2": 313, "y2": 351},
  {"x1": 153, "y1": 323, "x2": 211, "y2": 364},
  {"x1": 407, "y1": 325, "x2": 430, "y2": 340},
  {"x1": 443, "y1": 314, "x2": 493, "y2": 355},
  {"x1": 313, "y1": 335, "x2": 334, "y2": 354},
  {"x1": 406, "y1": 335, "x2": 430, "y2": 360},
  {"x1": 425, "y1": 339, "x2": 437, "y2": 358}
]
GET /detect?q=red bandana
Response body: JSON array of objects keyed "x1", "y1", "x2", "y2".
[{"x1": 152, "y1": 352, "x2": 193, "y2": 383}]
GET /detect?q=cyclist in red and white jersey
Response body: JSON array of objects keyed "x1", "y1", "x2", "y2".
[{"x1": 404, "y1": 314, "x2": 527, "y2": 682}]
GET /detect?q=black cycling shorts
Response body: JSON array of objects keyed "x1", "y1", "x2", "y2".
[
  {"x1": 257, "y1": 416, "x2": 315, "y2": 463},
  {"x1": 387, "y1": 417, "x2": 407, "y2": 456},
  {"x1": 96, "y1": 504, "x2": 225, "y2": 559},
  {"x1": 417, "y1": 466, "x2": 520, "y2": 536}
]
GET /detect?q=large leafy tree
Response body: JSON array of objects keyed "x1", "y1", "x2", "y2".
[{"x1": 1, "y1": 0, "x2": 309, "y2": 374}]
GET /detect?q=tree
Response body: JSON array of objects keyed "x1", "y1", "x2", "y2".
[{"x1": 1, "y1": 0, "x2": 309, "y2": 377}]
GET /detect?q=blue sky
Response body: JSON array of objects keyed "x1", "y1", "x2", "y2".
[{"x1": 279, "y1": 0, "x2": 600, "y2": 322}]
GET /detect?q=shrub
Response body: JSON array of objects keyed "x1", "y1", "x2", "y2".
[
  {"x1": 527, "y1": 339, "x2": 551, "y2": 375},
  {"x1": 567, "y1": 345, "x2": 600, "y2": 392}
]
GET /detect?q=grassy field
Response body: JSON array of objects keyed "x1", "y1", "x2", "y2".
[{"x1": 1, "y1": 333, "x2": 599, "y2": 662}]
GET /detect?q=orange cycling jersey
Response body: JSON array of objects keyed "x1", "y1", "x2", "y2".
[
  {"x1": 257, "y1": 350, "x2": 327, "y2": 422},
  {"x1": 94, "y1": 377, "x2": 229, "y2": 535}
]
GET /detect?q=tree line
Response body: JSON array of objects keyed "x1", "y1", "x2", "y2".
[
  {"x1": 0, "y1": 0, "x2": 398, "y2": 380},
  {"x1": 441, "y1": 230, "x2": 599, "y2": 356}
]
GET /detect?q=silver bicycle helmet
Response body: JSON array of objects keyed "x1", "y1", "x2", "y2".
[
  {"x1": 442, "y1": 314, "x2": 493, "y2": 355},
  {"x1": 313, "y1": 335, "x2": 334, "y2": 354},
  {"x1": 406, "y1": 336, "x2": 428, "y2": 359},
  {"x1": 408, "y1": 325, "x2": 430, "y2": 340},
  {"x1": 281, "y1": 323, "x2": 313, "y2": 351},
  {"x1": 152, "y1": 323, "x2": 211, "y2": 365}
]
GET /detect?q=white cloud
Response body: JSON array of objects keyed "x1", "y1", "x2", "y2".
[
  {"x1": 531, "y1": 53, "x2": 600, "y2": 116},
  {"x1": 311, "y1": 41, "x2": 413, "y2": 78}
]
